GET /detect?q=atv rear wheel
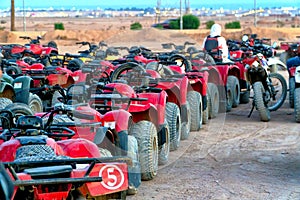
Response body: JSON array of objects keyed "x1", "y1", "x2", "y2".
[
  {"x1": 289, "y1": 77, "x2": 295, "y2": 108},
  {"x1": 129, "y1": 120, "x2": 158, "y2": 181},
  {"x1": 4, "y1": 103, "x2": 34, "y2": 120},
  {"x1": 165, "y1": 102, "x2": 181, "y2": 151},
  {"x1": 158, "y1": 122, "x2": 170, "y2": 165},
  {"x1": 180, "y1": 102, "x2": 191, "y2": 140},
  {"x1": 187, "y1": 91, "x2": 202, "y2": 131},
  {"x1": 67, "y1": 58, "x2": 84, "y2": 72},
  {"x1": 28, "y1": 93, "x2": 43, "y2": 113},
  {"x1": 0, "y1": 98, "x2": 13, "y2": 109},
  {"x1": 227, "y1": 75, "x2": 240, "y2": 108},
  {"x1": 207, "y1": 83, "x2": 219, "y2": 119},
  {"x1": 294, "y1": 88, "x2": 300, "y2": 122}
]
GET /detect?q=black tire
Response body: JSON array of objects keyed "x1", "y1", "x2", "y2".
[
  {"x1": 253, "y1": 82, "x2": 270, "y2": 122},
  {"x1": 194, "y1": 51, "x2": 216, "y2": 65},
  {"x1": 165, "y1": 102, "x2": 181, "y2": 151},
  {"x1": 0, "y1": 97, "x2": 13, "y2": 109},
  {"x1": 110, "y1": 62, "x2": 146, "y2": 84},
  {"x1": 267, "y1": 73, "x2": 287, "y2": 112},
  {"x1": 240, "y1": 90, "x2": 250, "y2": 104},
  {"x1": 187, "y1": 91, "x2": 202, "y2": 131},
  {"x1": 207, "y1": 83, "x2": 219, "y2": 119},
  {"x1": 202, "y1": 105, "x2": 209, "y2": 124},
  {"x1": 158, "y1": 122, "x2": 170, "y2": 165},
  {"x1": 167, "y1": 54, "x2": 192, "y2": 72},
  {"x1": 227, "y1": 76, "x2": 240, "y2": 108},
  {"x1": 294, "y1": 88, "x2": 300, "y2": 122},
  {"x1": 129, "y1": 120, "x2": 158, "y2": 181},
  {"x1": 4, "y1": 103, "x2": 34, "y2": 125},
  {"x1": 67, "y1": 58, "x2": 83, "y2": 72},
  {"x1": 5, "y1": 65, "x2": 22, "y2": 76},
  {"x1": 289, "y1": 77, "x2": 295, "y2": 108},
  {"x1": 28, "y1": 93, "x2": 43, "y2": 113},
  {"x1": 225, "y1": 83, "x2": 233, "y2": 112},
  {"x1": 48, "y1": 41, "x2": 58, "y2": 49},
  {"x1": 180, "y1": 102, "x2": 191, "y2": 140}
]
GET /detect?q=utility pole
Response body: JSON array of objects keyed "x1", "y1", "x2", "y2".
[
  {"x1": 156, "y1": 0, "x2": 161, "y2": 23},
  {"x1": 185, "y1": 0, "x2": 190, "y2": 14},
  {"x1": 11, "y1": 0, "x2": 15, "y2": 31},
  {"x1": 254, "y1": 0, "x2": 257, "y2": 27},
  {"x1": 23, "y1": 0, "x2": 26, "y2": 31},
  {"x1": 180, "y1": 0, "x2": 183, "y2": 30}
]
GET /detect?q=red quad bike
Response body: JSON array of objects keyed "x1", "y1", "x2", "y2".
[
  {"x1": 3, "y1": 58, "x2": 79, "y2": 110},
  {"x1": 87, "y1": 79, "x2": 169, "y2": 180},
  {"x1": 0, "y1": 109, "x2": 130, "y2": 200},
  {"x1": 1, "y1": 36, "x2": 58, "y2": 60},
  {"x1": 152, "y1": 53, "x2": 210, "y2": 127},
  {"x1": 192, "y1": 48, "x2": 250, "y2": 116}
]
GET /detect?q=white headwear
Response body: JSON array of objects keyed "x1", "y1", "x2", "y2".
[{"x1": 210, "y1": 24, "x2": 222, "y2": 37}]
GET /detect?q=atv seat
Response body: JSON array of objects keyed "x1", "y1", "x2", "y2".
[{"x1": 24, "y1": 165, "x2": 73, "y2": 177}]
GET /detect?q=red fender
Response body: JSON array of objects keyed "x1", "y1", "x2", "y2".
[
  {"x1": 29, "y1": 44, "x2": 43, "y2": 55},
  {"x1": 72, "y1": 70, "x2": 87, "y2": 83},
  {"x1": 137, "y1": 91, "x2": 168, "y2": 126},
  {"x1": 101, "y1": 109, "x2": 132, "y2": 132},
  {"x1": 0, "y1": 139, "x2": 21, "y2": 162},
  {"x1": 57, "y1": 138, "x2": 101, "y2": 158},
  {"x1": 105, "y1": 83, "x2": 137, "y2": 98},
  {"x1": 178, "y1": 76, "x2": 189, "y2": 105}
]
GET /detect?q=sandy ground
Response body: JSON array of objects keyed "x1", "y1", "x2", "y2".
[{"x1": 1, "y1": 16, "x2": 300, "y2": 200}]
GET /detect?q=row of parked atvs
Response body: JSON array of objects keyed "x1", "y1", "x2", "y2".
[{"x1": 0, "y1": 34, "x2": 292, "y2": 200}]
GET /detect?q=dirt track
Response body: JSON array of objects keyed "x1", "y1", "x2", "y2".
[{"x1": 128, "y1": 94, "x2": 300, "y2": 200}]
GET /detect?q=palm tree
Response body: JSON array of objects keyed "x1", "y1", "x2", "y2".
[{"x1": 11, "y1": 0, "x2": 15, "y2": 31}]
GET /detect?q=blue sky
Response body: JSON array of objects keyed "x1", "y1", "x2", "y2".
[{"x1": 1, "y1": 0, "x2": 299, "y2": 10}]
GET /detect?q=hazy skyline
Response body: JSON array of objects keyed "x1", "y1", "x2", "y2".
[{"x1": 0, "y1": 0, "x2": 299, "y2": 10}]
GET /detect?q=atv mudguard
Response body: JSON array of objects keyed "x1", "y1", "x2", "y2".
[
  {"x1": 0, "y1": 81, "x2": 14, "y2": 94},
  {"x1": 101, "y1": 109, "x2": 132, "y2": 133},
  {"x1": 1, "y1": 74, "x2": 14, "y2": 85},
  {"x1": 12, "y1": 76, "x2": 33, "y2": 104},
  {"x1": 57, "y1": 138, "x2": 101, "y2": 158}
]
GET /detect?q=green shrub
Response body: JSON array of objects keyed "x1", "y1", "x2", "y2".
[
  {"x1": 206, "y1": 20, "x2": 215, "y2": 29},
  {"x1": 225, "y1": 21, "x2": 241, "y2": 29},
  {"x1": 169, "y1": 20, "x2": 180, "y2": 29},
  {"x1": 130, "y1": 22, "x2": 142, "y2": 30},
  {"x1": 54, "y1": 22, "x2": 65, "y2": 30},
  {"x1": 169, "y1": 14, "x2": 200, "y2": 30},
  {"x1": 183, "y1": 14, "x2": 200, "y2": 29}
]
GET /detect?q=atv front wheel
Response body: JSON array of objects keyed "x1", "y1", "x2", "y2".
[
  {"x1": 129, "y1": 120, "x2": 158, "y2": 181},
  {"x1": 165, "y1": 102, "x2": 181, "y2": 151},
  {"x1": 187, "y1": 91, "x2": 202, "y2": 131}
]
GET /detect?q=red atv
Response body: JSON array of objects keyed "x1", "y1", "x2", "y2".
[
  {"x1": 192, "y1": 48, "x2": 249, "y2": 116},
  {"x1": 87, "y1": 79, "x2": 169, "y2": 180},
  {"x1": 0, "y1": 109, "x2": 130, "y2": 200},
  {"x1": 1, "y1": 36, "x2": 58, "y2": 59}
]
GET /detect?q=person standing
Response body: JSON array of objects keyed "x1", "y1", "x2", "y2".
[{"x1": 202, "y1": 23, "x2": 230, "y2": 62}]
